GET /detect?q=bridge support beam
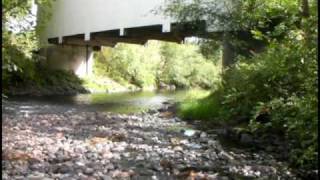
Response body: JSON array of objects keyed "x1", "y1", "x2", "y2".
[
  {"x1": 40, "y1": 45, "x2": 95, "y2": 77},
  {"x1": 222, "y1": 32, "x2": 236, "y2": 68}
]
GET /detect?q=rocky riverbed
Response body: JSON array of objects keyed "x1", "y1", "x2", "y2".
[{"x1": 2, "y1": 105, "x2": 302, "y2": 180}]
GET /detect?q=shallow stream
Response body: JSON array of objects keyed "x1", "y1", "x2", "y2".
[{"x1": 3, "y1": 90, "x2": 190, "y2": 116}]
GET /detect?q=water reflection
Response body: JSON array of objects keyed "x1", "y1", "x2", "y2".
[{"x1": 4, "y1": 90, "x2": 191, "y2": 115}]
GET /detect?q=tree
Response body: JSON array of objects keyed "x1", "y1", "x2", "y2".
[
  {"x1": 2, "y1": 0, "x2": 53, "y2": 89},
  {"x1": 171, "y1": 0, "x2": 318, "y2": 171},
  {"x1": 160, "y1": 0, "x2": 301, "y2": 68}
]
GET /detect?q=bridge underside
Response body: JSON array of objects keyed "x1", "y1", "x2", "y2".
[
  {"x1": 48, "y1": 22, "x2": 223, "y2": 48},
  {"x1": 44, "y1": 22, "x2": 264, "y2": 76}
]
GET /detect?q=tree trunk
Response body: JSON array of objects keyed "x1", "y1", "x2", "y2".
[
  {"x1": 301, "y1": 0, "x2": 310, "y2": 17},
  {"x1": 300, "y1": 0, "x2": 312, "y2": 45}
]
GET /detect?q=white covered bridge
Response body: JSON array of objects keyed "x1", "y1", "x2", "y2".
[{"x1": 39, "y1": 0, "x2": 233, "y2": 76}]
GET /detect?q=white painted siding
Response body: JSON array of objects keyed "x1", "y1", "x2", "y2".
[{"x1": 45, "y1": 0, "x2": 174, "y2": 42}]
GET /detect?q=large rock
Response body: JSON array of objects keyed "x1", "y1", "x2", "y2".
[{"x1": 240, "y1": 133, "x2": 253, "y2": 144}]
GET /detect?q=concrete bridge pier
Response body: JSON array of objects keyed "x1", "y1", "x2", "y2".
[
  {"x1": 222, "y1": 33, "x2": 236, "y2": 68},
  {"x1": 41, "y1": 45, "x2": 95, "y2": 77},
  {"x1": 221, "y1": 31, "x2": 266, "y2": 69}
]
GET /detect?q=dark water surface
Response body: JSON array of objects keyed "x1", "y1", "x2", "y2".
[{"x1": 3, "y1": 90, "x2": 190, "y2": 115}]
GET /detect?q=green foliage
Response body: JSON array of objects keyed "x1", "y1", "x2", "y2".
[
  {"x1": 2, "y1": 0, "x2": 81, "y2": 96},
  {"x1": 255, "y1": 95, "x2": 317, "y2": 169},
  {"x1": 161, "y1": 0, "x2": 309, "y2": 59},
  {"x1": 36, "y1": 0, "x2": 55, "y2": 46},
  {"x1": 40, "y1": 69, "x2": 83, "y2": 87},
  {"x1": 168, "y1": 0, "x2": 317, "y2": 171},
  {"x1": 94, "y1": 42, "x2": 162, "y2": 88},
  {"x1": 2, "y1": 35, "x2": 37, "y2": 88},
  {"x1": 177, "y1": 89, "x2": 216, "y2": 120},
  {"x1": 93, "y1": 41, "x2": 220, "y2": 90},
  {"x1": 81, "y1": 75, "x2": 134, "y2": 93},
  {"x1": 2, "y1": 0, "x2": 56, "y2": 95},
  {"x1": 179, "y1": 35, "x2": 318, "y2": 169},
  {"x1": 163, "y1": 0, "x2": 299, "y2": 33},
  {"x1": 158, "y1": 42, "x2": 221, "y2": 88},
  {"x1": 2, "y1": 0, "x2": 33, "y2": 25},
  {"x1": 3, "y1": 60, "x2": 86, "y2": 96}
]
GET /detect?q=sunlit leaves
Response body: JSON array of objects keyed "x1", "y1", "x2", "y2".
[
  {"x1": 250, "y1": 30, "x2": 264, "y2": 40},
  {"x1": 93, "y1": 41, "x2": 220, "y2": 89},
  {"x1": 2, "y1": 0, "x2": 53, "y2": 91}
]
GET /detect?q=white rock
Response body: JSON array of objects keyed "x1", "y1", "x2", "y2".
[
  {"x1": 173, "y1": 146, "x2": 183, "y2": 152},
  {"x1": 184, "y1": 129, "x2": 196, "y2": 136},
  {"x1": 200, "y1": 132, "x2": 207, "y2": 138}
]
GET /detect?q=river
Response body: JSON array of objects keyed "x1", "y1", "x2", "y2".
[{"x1": 2, "y1": 90, "x2": 190, "y2": 116}]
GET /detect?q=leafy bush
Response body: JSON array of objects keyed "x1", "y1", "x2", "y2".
[
  {"x1": 93, "y1": 41, "x2": 220, "y2": 89},
  {"x1": 158, "y1": 42, "x2": 221, "y2": 89},
  {"x1": 94, "y1": 42, "x2": 162, "y2": 88},
  {"x1": 179, "y1": 33, "x2": 318, "y2": 169},
  {"x1": 179, "y1": 88, "x2": 224, "y2": 121}
]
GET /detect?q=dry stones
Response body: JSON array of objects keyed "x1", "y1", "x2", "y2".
[{"x1": 2, "y1": 101, "x2": 299, "y2": 180}]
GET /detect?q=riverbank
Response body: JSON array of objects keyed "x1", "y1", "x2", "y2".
[
  {"x1": 4, "y1": 84, "x2": 89, "y2": 97},
  {"x1": 3, "y1": 101, "x2": 302, "y2": 179},
  {"x1": 177, "y1": 88, "x2": 318, "y2": 177},
  {"x1": 3, "y1": 68, "x2": 89, "y2": 97},
  {"x1": 3, "y1": 74, "x2": 178, "y2": 97}
]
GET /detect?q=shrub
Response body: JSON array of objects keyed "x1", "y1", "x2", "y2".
[
  {"x1": 93, "y1": 41, "x2": 220, "y2": 89},
  {"x1": 179, "y1": 33, "x2": 318, "y2": 170}
]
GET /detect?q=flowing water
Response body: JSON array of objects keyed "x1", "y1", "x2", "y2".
[{"x1": 2, "y1": 90, "x2": 190, "y2": 116}]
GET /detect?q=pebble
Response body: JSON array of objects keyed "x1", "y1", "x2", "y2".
[
  {"x1": 173, "y1": 146, "x2": 183, "y2": 152},
  {"x1": 2, "y1": 104, "x2": 299, "y2": 180},
  {"x1": 83, "y1": 168, "x2": 94, "y2": 175},
  {"x1": 27, "y1": 173, "x2": 47, "y2": 180},
  {"x1": 240, "y1": 133, "x2": 253, "y2": 144},
  {"x1": 200, "y1": 132, "x2": 207, "y2": 138},
  {"x1": 183, "y1": 129, "x2": 196, "y2": 136},
  {"x1": 101, "y1": 175, "x2": 112, "y2": 180},
  {"x1": 136, "y1": 155, "x2": 145, "y2": 161}
]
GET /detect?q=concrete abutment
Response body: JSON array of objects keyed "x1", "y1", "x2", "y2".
[{"x1": 40, "y1": 45, "x2": 95, "y2": 77}]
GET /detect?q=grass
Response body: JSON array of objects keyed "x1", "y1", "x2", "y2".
[
  {"x1": 82, "y1": 77, "x2": 110, "y2": 92},
  {"x1": 177, "y1": 89, "x2": 225, "y2": 122},
  {"x1": 178, "y1": 89, "x2": 213, "y2": 120},
  {"x1": 81, "y1": 75, "x2": 129, "y2": 93},
  {"x1": 182, "y1": 89, "x2": 211, "y2": 100},
  {"x1": 179, "y1": 98, "x2": 218, "y2": 120}
]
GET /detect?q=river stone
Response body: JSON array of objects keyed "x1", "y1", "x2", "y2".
[
  {"x1": 83, "y1": 168, "x2": 94, "y2": 175},
  {"x1": 188, "y1": 143, "x2": 202, "y2": 149},
  {"x1": 3, "y1": 99, "x2": 300, "y2": 180},
  {"x1": 199, "y1": 137, "x2": 209, "y2": 144},
  {"x1": 173, "y1": 146, "x2": 183, "y2": 152},
  {"x1": 105, "y1": 163, "x2": 115, "y2": 170},
  {"x1": 219, "y1": 176, "x2": 230, "y2": 180},
  {"x1": 219, "y1": 151, "x2": 234, "y2": 161},
  {"x1": 136, "y1": 154, "x2": 145, "y2": 161},
  {"x1": 183, "y1": 129, "x2": 196, "y2": 136},
  {"x1": 151, "y1": 175, "x2": 158, "y2": 180},
  {"x1": 27, "y1": 173, "x2": 47, "y2": 180},
  {"x1": 139, "y1": 169, "x2": 154, "y2": 176},
  {"x1": 214, "y1": 129, "x2": 228, "y2": 136},
  {"x1": 200, "y1": 132, "x2": 207, "y2": 138},
  {"x1": 240, "y1": 133, "x2": 253, "y2": 144},
  {"x1": 12, "y1": 176, "x2": 25, "y2": 180},
  {"x1": 266, "y1": 145, "x2": 275, "y2": 152},
  {"x1": 148, "y1": 109, "x2": 158, "y2": 114},
  {"x1": 101, "y1": 175, "x2": 112, "y2": 180}
]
